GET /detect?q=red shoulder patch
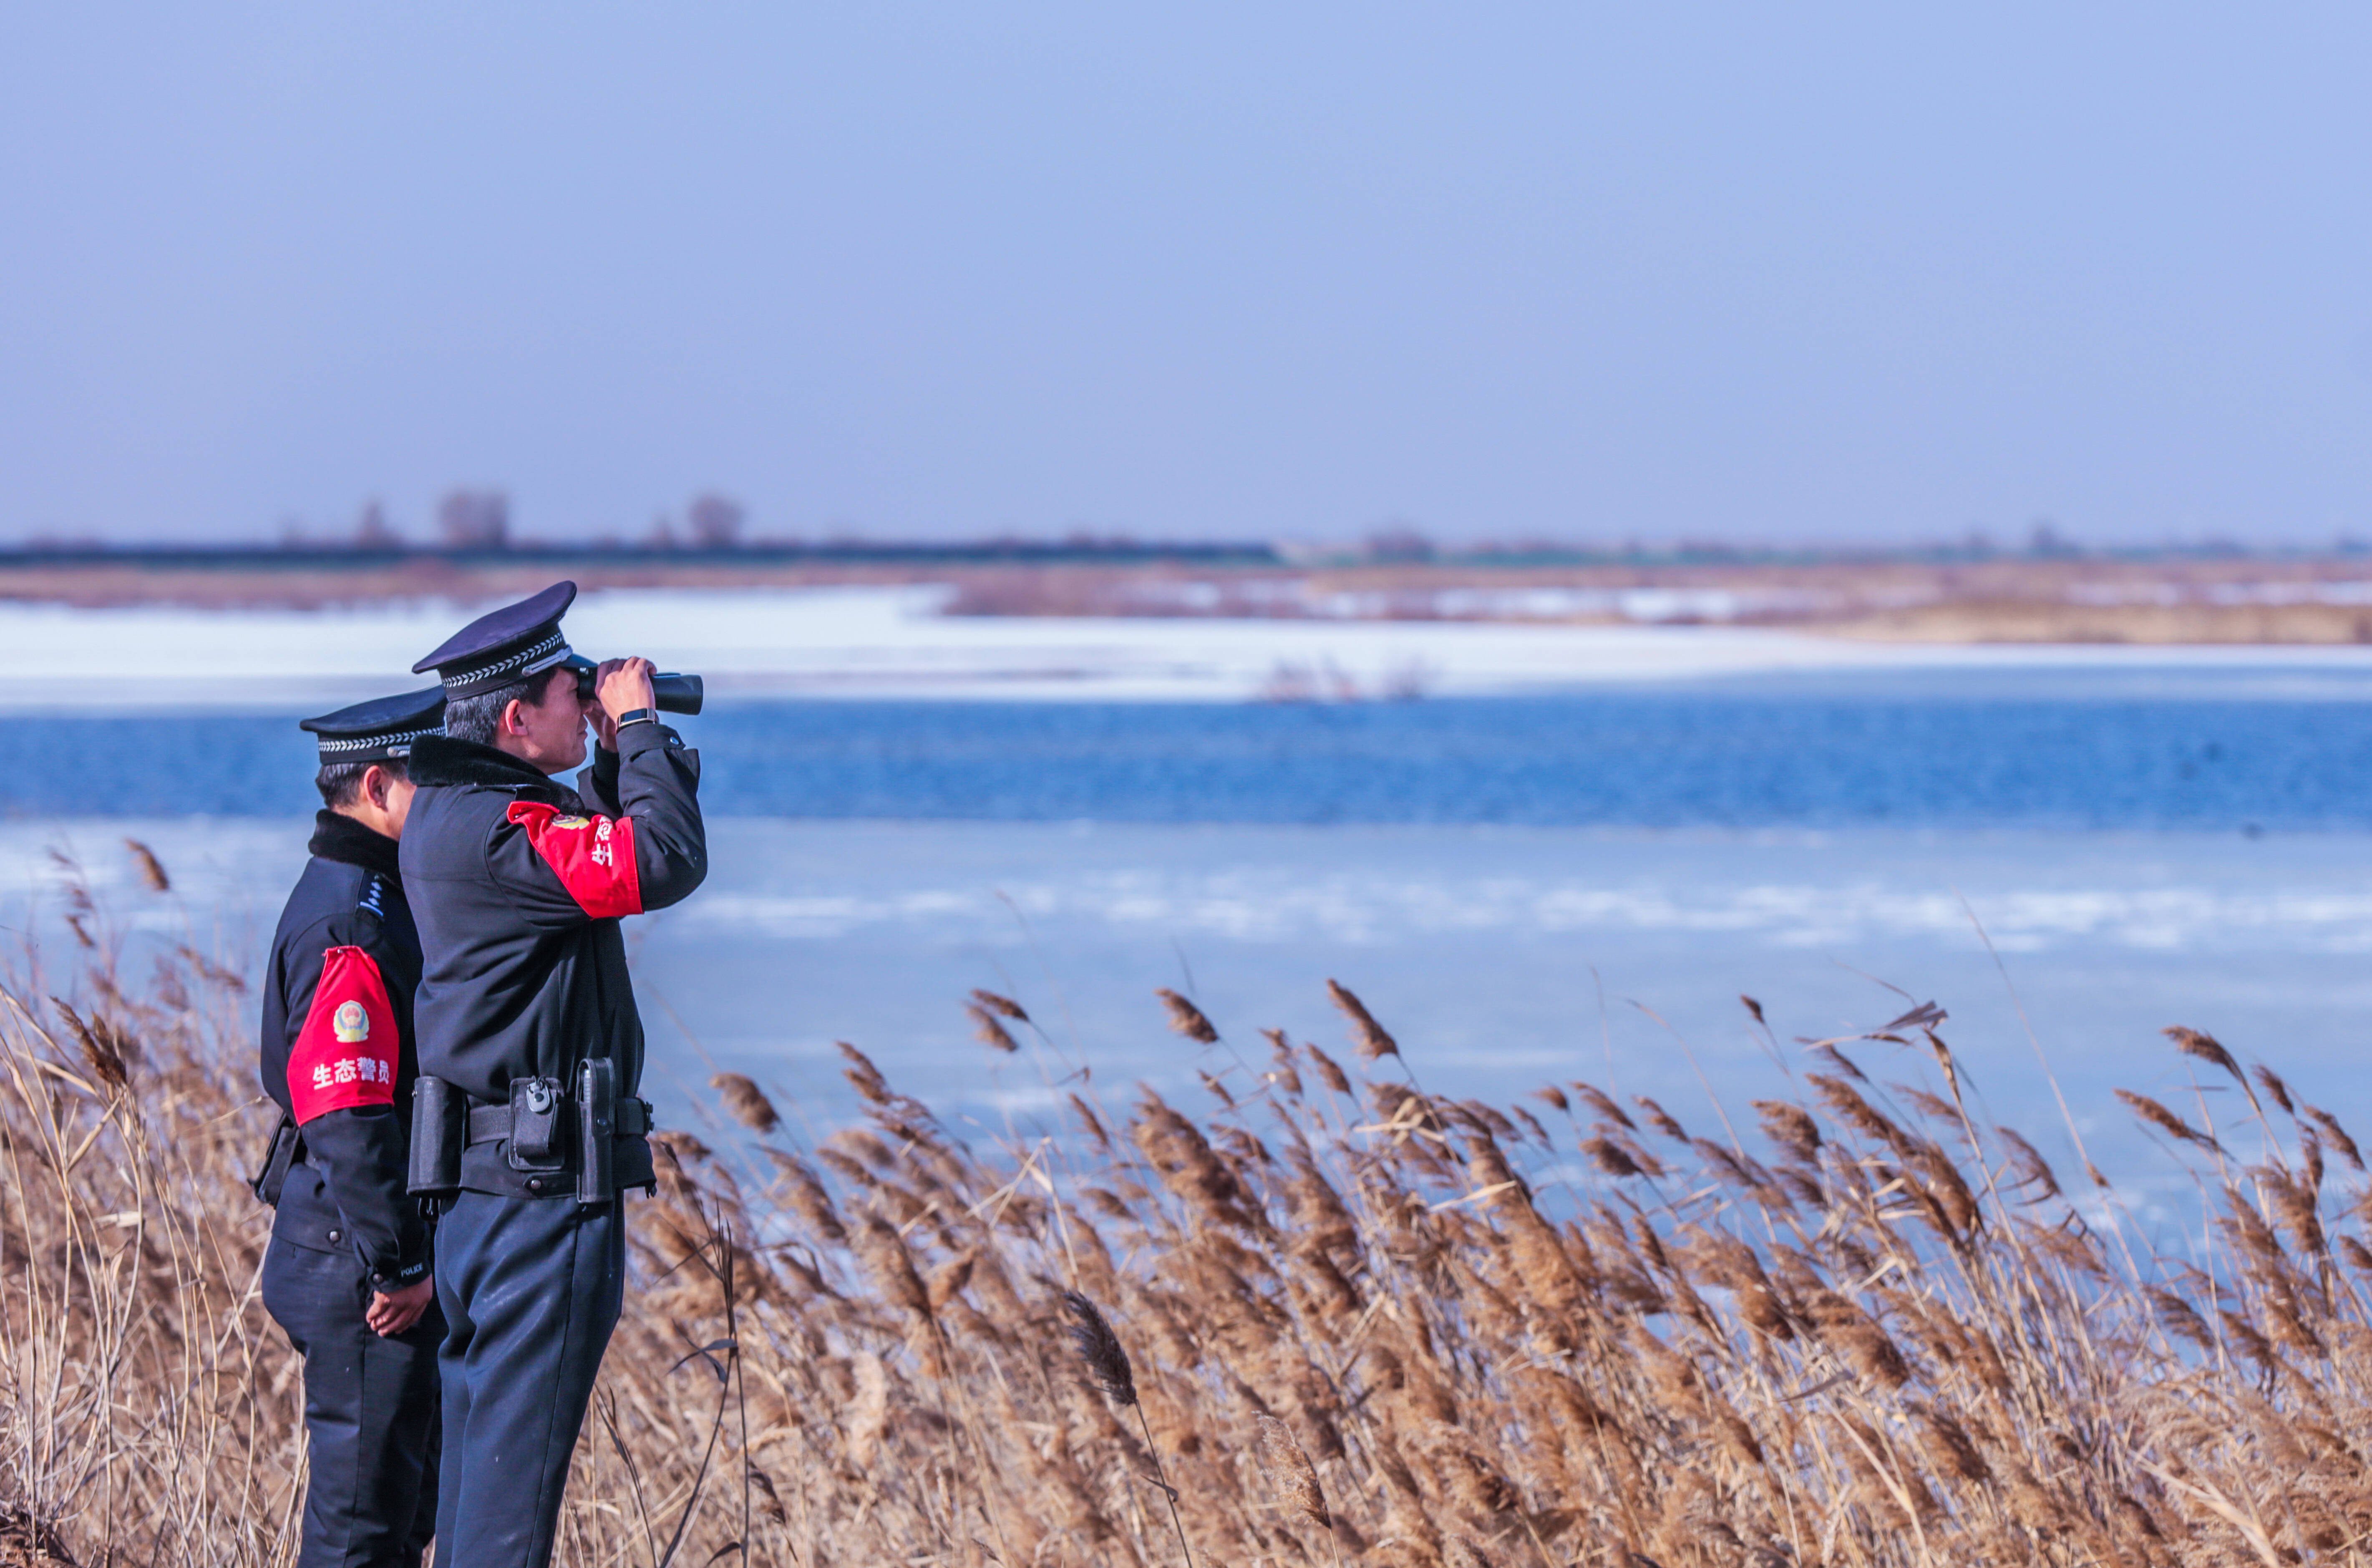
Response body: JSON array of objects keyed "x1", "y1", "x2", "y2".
[
  {"x1": 289, "y1": 946, "x2": 399, "y2": 1123},
  {"x1": 506, "y1": 800, "x2": 643, "y2": 918}
]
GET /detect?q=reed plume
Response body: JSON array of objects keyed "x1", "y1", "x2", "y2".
[
  {"x1": 2117, "y1": 1087, "x2": 2221, "y2": 1151},
  {"x1": 1062, "y1": 1291, "x2": 1191, "y2": 1566},
  {"x1": 970, "y1": 988, "x2": 1029, "y2": 1022},
  {"x1": 1306, "y1": 1043, "x2": 1352, "y2": 1094},
  {"x1": 1154, "y1": 988, "x2": 1219, "y2": 1045},
  {"x1": 966, "y1": 1002, "x2": 1019, "y2": 1053},
  {"x1": 123, "y1": 838, "x2": 171, "y2": 893},
  {"x1": 1060, "y1": 1290, "x2": 1137, "y2": 1405},
  {"x1": 1251, "y1": 1412, "x2": 1337, "y2": 1562},
  {"x1": 839, "y1": 1040, "x2": 891, "y2": 1102},
  {"x1": 2165, "y1": 1024, "x2": 2244, "y2": 1085},
  {"x1": 1325, "y1": 978, "x2": 1400, "y2": 1061},
  {"x1": 709, "y1": 1071, "x2": 781, "y2": 1133}
]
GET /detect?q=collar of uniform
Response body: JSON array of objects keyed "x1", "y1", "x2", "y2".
[
  {"x1": 307, "y1": 810, "x2": 402, "y2": 880},
  {"x1": 407, "y1": 733, "x2": 574, "y2": 794}
]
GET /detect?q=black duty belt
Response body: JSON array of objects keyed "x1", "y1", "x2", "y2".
[
  {"x1": 412, "y1": 1069, "x2": 657, "y2": 1203},
  {"x1": 467, "y1": 1096, "x2": 652, "y2": 1145}
]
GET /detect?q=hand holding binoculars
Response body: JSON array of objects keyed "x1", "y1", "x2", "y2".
[{"x1": 564, "y1": 654, "x2": 704, "y2": 716}]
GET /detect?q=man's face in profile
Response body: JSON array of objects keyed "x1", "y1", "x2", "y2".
[{"x1": 507, "y1": 666, "x2": 589, "y2": 775}]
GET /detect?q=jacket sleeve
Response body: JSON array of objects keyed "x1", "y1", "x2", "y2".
[
  {"x1": 282, "y1": 930, "x2": 431, "y2": 1288},
  {"x1": 577, "y1": 743, "x2": 623, "y2": 818},
  {"x1": 490, "y1": 721, "x2": 707, "y2": 927}
]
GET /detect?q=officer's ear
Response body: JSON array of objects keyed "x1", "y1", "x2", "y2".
[
  {"x1": 501, "y1": 667, "x2": 573, "y2": 736},
  {"x1": 499, "y1": 685, "x2": 549, "y2": 737},
  {"x1": 359, "y1": 762, "x2": 410, "y2": 811}
]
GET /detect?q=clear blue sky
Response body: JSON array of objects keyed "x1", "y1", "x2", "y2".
[{"x1": 3, "y1": 5, "x2": 2368, "y2": 547}]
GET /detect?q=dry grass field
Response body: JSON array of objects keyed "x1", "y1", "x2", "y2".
[
  {"x1": 9, "y1": 844, "x2": 2372, "y2": 1566},
  {"x1": 14, "y1": 550, "x2": 2372, "y2": 644}
]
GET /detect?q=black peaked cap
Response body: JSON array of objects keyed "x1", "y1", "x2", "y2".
[
  {"x1": 411, "y1": 581, "x2": 579, "y2": 698},
  {"x1": 300, "y1": 687, "x2": 448, "y2": 764}
]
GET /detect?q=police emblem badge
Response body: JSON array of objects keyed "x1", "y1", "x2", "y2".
[
  {"x1": 550, "y1": 814, "x2": 591, "y2": 830},
  {"x1": 333, "y1": 999, "x2": 371, "y2": 1043}
]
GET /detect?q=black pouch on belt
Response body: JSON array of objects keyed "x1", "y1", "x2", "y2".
[
  {"x1": 249, "y1": 1112, "x2": 301, "y2": 1206},
  {"x1": 506, "y1": 1075, "x2": 569, "y2": 1170},
  {"x1": 577, "y1": 1057, "x2": 616, "y2": 1206},
  {"x1": 408, "y1": 1076, "x2": 464, "y2": 1197}
]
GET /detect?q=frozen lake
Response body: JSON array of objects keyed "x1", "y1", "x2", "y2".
[
  {"x1": 16, "y1": 814, "x2": 2371, "y2": 1238},
  {"x1": 11, "y1": 604, "x2": 2372, "y2": 1243},
  {"x1": 14, "y1": 582, "x2": 2372, "y2": 708}
]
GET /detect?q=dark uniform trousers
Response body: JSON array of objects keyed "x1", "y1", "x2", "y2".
[
  {"x1": 261, "y1": 1171, "x2": 443, "y2": 1568},
  {"x1": 433, "y1": 1192, "x2": 625, "y2": 1566}
]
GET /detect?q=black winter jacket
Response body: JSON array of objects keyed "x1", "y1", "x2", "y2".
[
  {"x1": 400, "y1": 722, "x2": 705, "y2": 1193},
  {"x1": 259, "y1": 811, "x2": 431, "y2": 1289}
]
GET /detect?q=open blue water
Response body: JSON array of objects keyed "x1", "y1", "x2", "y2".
[{"x1": 9, "y1": 670, "x2": 2372, "y2": 828}]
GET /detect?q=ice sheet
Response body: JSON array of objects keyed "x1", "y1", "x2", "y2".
[{"x1": 15, "y1": 584, "x2": 2372, "y2": 709}]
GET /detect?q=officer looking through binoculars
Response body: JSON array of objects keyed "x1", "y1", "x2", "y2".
[{"x1": 396, "y1": 581, "x2": 709, "y2": 1568}]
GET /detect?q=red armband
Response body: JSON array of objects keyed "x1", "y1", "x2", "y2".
[
  {"x1": 289, "y1": 946, "x2": 399, "y2": 1123},
  {"x1": 506, "y1": 801, "x2": 643, "y2": 918}
]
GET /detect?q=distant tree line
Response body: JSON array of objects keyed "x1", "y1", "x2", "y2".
[
  {"x1": 18, "y1": 490, "x2": 2372, "y2": 566},
  {"x1": 433, "y1": 489, "x2": 746, "y2": 551}
]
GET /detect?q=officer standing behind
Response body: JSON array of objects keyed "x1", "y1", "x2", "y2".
[
  {"x1": 399, "y1": 583, "x2": 706, "y2": 1568},
  {"x1": 255, "y1": 688, "x2": 447, "y2": 1568}
]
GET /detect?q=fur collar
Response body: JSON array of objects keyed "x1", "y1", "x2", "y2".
[
  {"x1": 308, "y1": 810, "x2": 402, "y2": 879},
  {"x1": 407, "y1": 734, "x2": 559, "y2": 792}
]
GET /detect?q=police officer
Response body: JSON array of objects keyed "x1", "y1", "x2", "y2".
[
  {"x1": 399, "y1": 582, "x2": 706, "y2": 1568},
  {"x1": 255, "y1": 687, "x2": 447, "y2": 1568}
]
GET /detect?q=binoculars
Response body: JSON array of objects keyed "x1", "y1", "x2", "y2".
[{"x1": 565, "y1": 655, "x2": 704, "y2": 716}]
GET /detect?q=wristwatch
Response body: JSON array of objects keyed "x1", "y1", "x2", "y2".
[{"x1": 614, "y1": 708, "x2": 660, "y2": 730}]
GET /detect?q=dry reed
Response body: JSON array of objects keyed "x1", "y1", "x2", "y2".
[
  {"x1": 968, "y1": 1003, "x2": 1021, "y2": 1055},
  {"x1": 708, "y1": 1072, "x2": 780, "y2": 1134},
  {"x1": 1156, "y1": 990, "x2": 1220, "y2": 1047},
  {"x1": 12, "y1": 857, "x2": 2372, "y2": 1566}
]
